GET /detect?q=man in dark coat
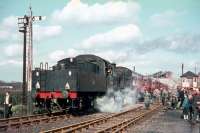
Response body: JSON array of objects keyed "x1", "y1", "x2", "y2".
[
  {"x1": 4, "y1": 92, "x2": 12, "y2": 118},
  {"x1": 179, "y1": 89, "x2": 185, "y2": 108}
]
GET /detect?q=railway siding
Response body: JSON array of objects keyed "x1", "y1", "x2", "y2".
[
  {"x1": 40, "y1": 103, "x2": 161, "y2": 133},
  {"x1": 0, "y1": 113, "x2": 71, "y2": 132}
]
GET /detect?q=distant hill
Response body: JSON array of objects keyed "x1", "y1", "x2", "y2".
[{"x1": 0, "y1": 80, "x2": 22, "y2": 91}]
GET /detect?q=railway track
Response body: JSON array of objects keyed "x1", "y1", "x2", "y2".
[
  {"x1": 0, "y1": 113, "x2": 72, "y2": 132},
  {"x1": 0, "y1": 103, "x2": 161, "y2": 133},
  {"x1": 96, "y1": 104, "x2": 161, "y2": 133},
  {"x1": 40, "y1": 104, "x2": 160, "y2": 133}
]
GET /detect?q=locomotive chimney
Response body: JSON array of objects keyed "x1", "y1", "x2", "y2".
[
  {"x1": 195, "y1": 64, "x2": 197, "y2": 74},
  {"x1": 133, "y1": 66, "x2": 135, "y2": 72},
  {"x1": 45, "y1": 62, "x2": 48, "y2": 70},
  {"x1": 40, "y1": 62, "x2": 43, "y2": 70}
]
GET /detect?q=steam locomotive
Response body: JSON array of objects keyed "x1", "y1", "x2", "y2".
[{"x1": 32, "y1": 54, "x2": 133, "y2": 112}]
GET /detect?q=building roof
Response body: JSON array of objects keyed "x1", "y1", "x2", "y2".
[
  {"x1": 150, "y1": 71, "x2": 172, "y2": 78},
  {"x1": 180, "y1": 71, "x2": 198, "y2": 78}
]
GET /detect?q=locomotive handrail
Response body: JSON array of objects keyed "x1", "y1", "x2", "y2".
[
  {"x1": 40, "y1": 62, "x2": 43, "y2": 70},
  {"x1": 45, "y1": 62, "x2": 48, "y2": 70}
]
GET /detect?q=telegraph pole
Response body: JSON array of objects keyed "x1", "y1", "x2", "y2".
[
  {"x1": 195, "y1": 64, "x2": 197, "y2": 74},
  {"x1": 18, "y1": 6, "x2": 43, "y2": 115},
  {"x1": 133, "y1": 66, "x2": 136, "y2": 86},
  {"x1": 181, "y1": 63, "x2": 184, "y2": 75}
]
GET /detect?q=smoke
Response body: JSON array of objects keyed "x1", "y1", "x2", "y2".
[
  {"x1": 95, "y1": 87, "x2": 137, "y2": 113},
  {"x1": 157, "y1": 74, "x2": 179, "y2": 95}
]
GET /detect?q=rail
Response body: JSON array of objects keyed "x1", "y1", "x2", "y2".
[
  {"x1": 40, "y1": 105, "x2": 143, "y2": 133},
  {"x1": 96, "y1": 104, "x2": 161, "y2": 133},
  {"x1": 0, "y1": 113, "x2": 72, "y2": 131}
]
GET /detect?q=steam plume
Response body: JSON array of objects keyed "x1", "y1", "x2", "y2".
[{"x1": 95, "y1": 87, "x2": 137, "y2": 113}]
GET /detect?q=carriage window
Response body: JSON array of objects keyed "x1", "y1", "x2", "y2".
[
  {"x1": 79, "y1": 62, "x2": 100, "y2": 74},
  {"x1": 88, "y1": 63, "x2": 100, "y2": 74}
]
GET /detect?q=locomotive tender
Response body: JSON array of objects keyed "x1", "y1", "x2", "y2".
[{"x1": 32, "y1": 54, "x2": 133, "y2": 111}]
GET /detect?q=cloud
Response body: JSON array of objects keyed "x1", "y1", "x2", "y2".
[
  {"x1": 150, "y1": 10, "x2": 185, "y2": 27},
  {"x1": 166, "y1": 34, "x2": 200, "y2": 52},
  {"x1": 0, "y1": 30, "x2": 10, "y2": 40},
  {"x1": 4, "y1": 44, "x2": 22, "y2": 57},
  {"x1": 46, "y1": 22, "x2": 143, "y2": 70},
  {"x1": 0, "y1": 43, "x2": 23, "y2": 67},
  {"x1": 0, "y1": 59, "x2": 22, "y2": 66},
  {"x1": 65, "y1": 48, "x2": 80, "y2": 57},
  {"x1": 1, "y1": 16, "x2": 17, "y2": 29},
  {"x1": 0, "y1": 15, "x2": 62, "y2": 73},
  {"x1": 34, "y1": 25, "x2": 62, "y2": 41},
  {"x1": 52, "y1": 0, "x2": 140, "y2": 25},
  {"x1": 48, "y1": 50, "x2": 66, "y2": 62},
  {"x1": 0, "y1": 16, "x2": 18, "y2": 40},
  {"x1": 48, "y1": 48, "x2": 80, "y2": 62},
  {"x1": 81, "y1": 24, "x2": 142, "y2": 49},
  {"x1": 95, "y1": 50, "x2": 129, "y2": 63},
  {"x1": 0, "y1": 15, "x2": 62, "y2": 42},
  {"x1": 91, "y1": 49, "x2": 153, "y2": 71},
  {"x1": 47, "y1": 48, "x2": 129, "y2": 65},
  {"x1": 46, "y1": 47, "x2": 151, "y2": 73},
  {"x1": 137, "y1": 33, "x2": 200, "y2": 54}
]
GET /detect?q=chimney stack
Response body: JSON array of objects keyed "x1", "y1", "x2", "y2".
[
  {"x1": 181, "y1": 63, "x2": 184, "y2": 75},
  {"x1": 195, "y1": 64, "x2": 197, "y2": 74},
  {"x1": 133, "y1": 66, "x2": 135, "y2": 72}
]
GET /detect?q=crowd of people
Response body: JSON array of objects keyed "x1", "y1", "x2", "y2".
[
  {"x1": 142, "y1": 87, "x2": 200, "y2": 123},
  {"x1": 177, "y1": 88, "x2": 200, "y2": 122},
  {"x1": 143, "y1": 88, "x2": 170, "y2": 109}
]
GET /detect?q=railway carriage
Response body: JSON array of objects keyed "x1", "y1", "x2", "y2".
[{"x1": 115, "y1": 67, "x2": 133, "y2": 90}]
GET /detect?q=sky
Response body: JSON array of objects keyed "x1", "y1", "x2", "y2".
[{"x1": 0, "y1": 0, "x2": 200, "y2": 81}]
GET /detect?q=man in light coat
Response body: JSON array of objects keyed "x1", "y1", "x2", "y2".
[{"x1": 4, "y1": 92, "x2": 12, "y2": 118}]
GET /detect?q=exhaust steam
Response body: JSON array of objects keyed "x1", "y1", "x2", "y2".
[{"x1": 95, "y1": 87, "x2": 137, "y2": 113}]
